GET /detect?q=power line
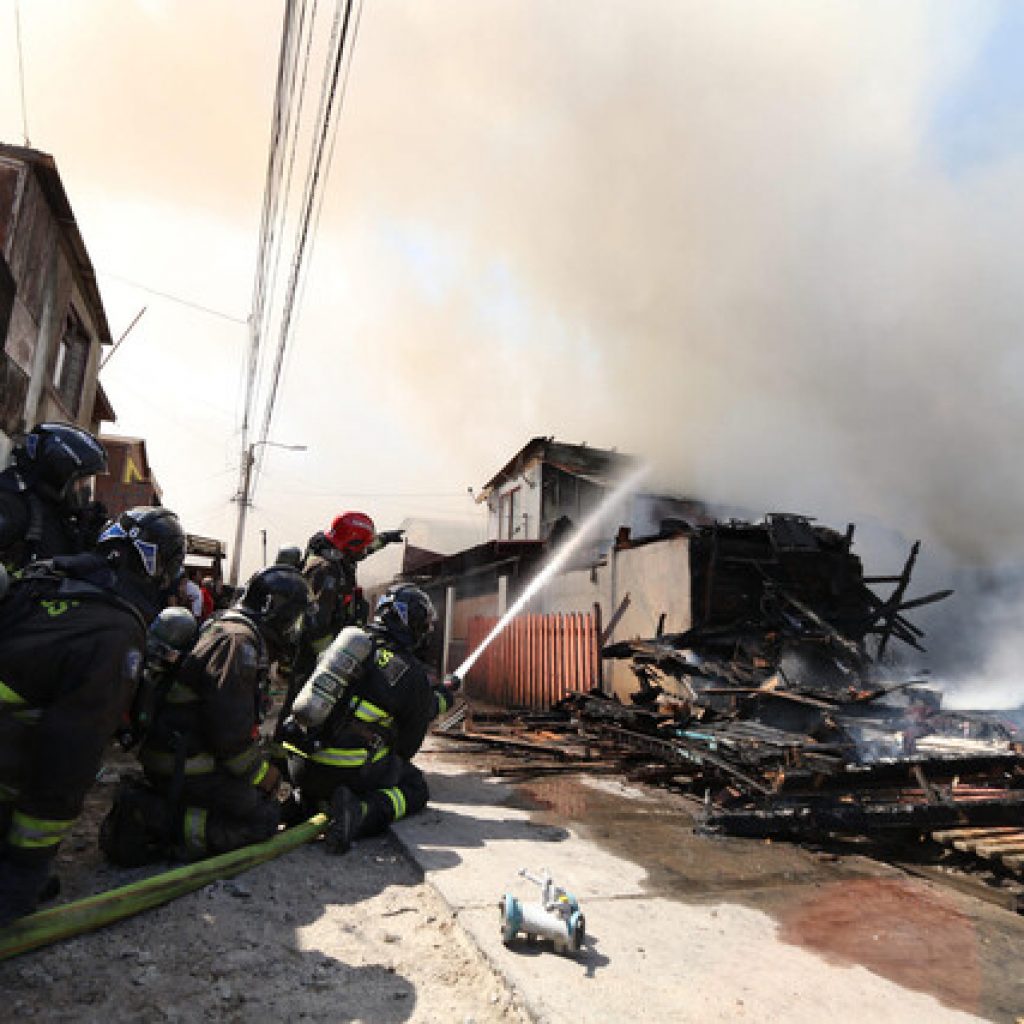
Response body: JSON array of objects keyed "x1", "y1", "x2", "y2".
[
  {"x1": 254, "y1": 0, "x2": 353, "y2": 458},
  {"x1": 97, "y1": 270, "x2": 248, "y2": 324},
  {"x1": 231, "y1": 0, "x2": 363, "y2": 581},
  {"x1": 236, "y1": 0, "x2": 306, "y2": 509},
  {"x1": 14, "y1": 0, "x2": 30, "y2": 146},
  {"x1": 257, "y1": 0, "x2": 318, "y2": 366},
  {"x1": 255, "y1": 0, "x2": 363, "y2": 494}
]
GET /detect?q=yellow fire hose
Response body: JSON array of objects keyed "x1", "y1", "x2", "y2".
[{"x1": 0, "y1": 812, "x2": 328, "y2": 962}]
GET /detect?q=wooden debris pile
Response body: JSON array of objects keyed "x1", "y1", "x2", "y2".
[{"x1": 437, "y1": 515, "x2": 1024, "y2": 854}]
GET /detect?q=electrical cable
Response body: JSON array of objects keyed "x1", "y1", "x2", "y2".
[
  {"x1": 13, "y1": 0, "x2": 30, "y2": 146},
  {"x1": 242, "y1": 2, "x2": 301, "y2": 422},
  {"x1": 258, "y1": 0, "x2": 319, "y2": 372},
  {"x1": 234, "y1": 0, "x2": 305, "y2": 510},
  {"x1": 249, "y1": 0, "x2": 309, "y2": 415},
  {"x1": 253, "y1": 0, "x2": 363, "y2": 496},
  {"x1": 251, "y1": 0, "x2": 358, "y2": 496},
  {"x1": 97, "y1": 271, "x2": 247, "y2": 323}
]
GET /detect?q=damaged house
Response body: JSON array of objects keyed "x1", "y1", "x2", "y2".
[
  {"x1": 404, "y1": 436, "x2": 713, "y2": 692},
  {"x1": 0, "y1": 144, "x2": 115, "y2": 460},
  {"x1": 438, "y1": 495, "x2": 1024, "y2": 863}
]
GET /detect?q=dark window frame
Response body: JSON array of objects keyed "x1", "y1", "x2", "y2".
[{"x1": 52, "y1": 305, "x2": 91, "y2": 417}]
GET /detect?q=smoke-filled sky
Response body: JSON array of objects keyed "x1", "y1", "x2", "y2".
[{"x1": 2, "y1": 1, "x2": 1024, "y2": 591}]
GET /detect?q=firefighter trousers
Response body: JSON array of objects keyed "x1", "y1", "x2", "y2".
[{"x1": 287, "y1": 753, "x2": 429, "y2": 837}]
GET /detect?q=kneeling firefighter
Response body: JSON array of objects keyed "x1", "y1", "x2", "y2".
[
  {"x1": 279, "y1": 584, "x2": 459, "y2": 854},
  {"x1": 100, "y1": 565, "x2": 311, "y2": 865},
  {"x1": 0, "y1": 422, "x2": 109, "y2": 570},
  {"x1": 0, "y1": 506, "x2": 184, "y2": 925}
]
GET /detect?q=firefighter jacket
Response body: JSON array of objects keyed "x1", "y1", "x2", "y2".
[
  {"x1": 0, "y1": 470, "x2": 79, "y2": 571},
  {"x1": 290, "y1": 627, "x2": 444, "y2": 773},
  {"x1": 299, "y1": 535, "x2": 358, "y2": 658},
  {"x1": 139, "y1": 613, "x2": 272, "y2": 791},
  {"x1": 0, "y1": 555, "x2": 148, "y2": 865}
]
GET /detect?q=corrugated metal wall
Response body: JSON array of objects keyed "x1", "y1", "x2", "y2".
[{"x1": 464, "y1": 612, "x2": 599, "y2": 708}]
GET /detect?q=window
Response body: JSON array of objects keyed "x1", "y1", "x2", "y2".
[
  {"x1": 53, "y1": 307, "x2": 91, "y2": 417},
  {"x1": 499, "y1": 486, "x2": 522, "y2": 540},
  {"x1": 0, "y1": 252, "x2": 13, "y2": 351}
]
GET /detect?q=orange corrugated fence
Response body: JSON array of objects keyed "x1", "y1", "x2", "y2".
[{"x1": 463, "y1": 613, "x2": 599, "y2": 708}]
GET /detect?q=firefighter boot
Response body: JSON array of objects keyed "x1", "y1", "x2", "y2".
[
  {"x1": 324, "y1": 786, "x2": 366, "y2": 855},
  {"x1": 99, "y1": 778, "x2": 175, "y2": 867}
]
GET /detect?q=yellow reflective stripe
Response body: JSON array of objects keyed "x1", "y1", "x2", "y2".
[
  {"x1": 140, "y1": 749, "x2": 216, "y2": 776},
  {"x1": 8, "y1": 809, "x2": 73, "y2": 849},
  {"x1": 352, "y1": 699, "x2": 392, "y2": 727},
  {"x1": 251, "y1": 760, "x2": 270, "y2": 787},
  {"x1": 281, "y1": 742, "x2": 310, "y2": 761},
  {"x1": 0, "y1": 682, "x2": 26, "y2": 706},
  {"x1": 220, "y1": 745, "x2": 262, "y2": 777},
  {"x1": 382, "y1": 787, "x2": 407, "y2": 820},
  {"x1": 311, "y1": 747, "x2": 370, "y2": 768},
  {"x1": 182, "y1": 807, "x2": 208, "y2": 856},
  {"x1": 436, "y1": 692, "x2": 451, "y2": 715}
]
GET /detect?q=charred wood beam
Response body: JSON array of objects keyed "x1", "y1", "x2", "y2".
[
  {"x1": 703, "y1": 792, "x2": 1024, "y2": 838},
  {"x1": 437, "y1": 730, "x2": 588, "y2": 761},
  {"x1": 599, "y1": 724, "x2": 776, "y2": 797},
  {"x1": 875, "y1": 541, "x2": 919, "y2": 659}
]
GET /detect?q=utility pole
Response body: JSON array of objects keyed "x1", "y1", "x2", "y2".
[{"x1": 227, "y1": 440, "x2": 306, "y2": 587}]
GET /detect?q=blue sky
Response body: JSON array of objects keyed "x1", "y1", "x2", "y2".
[{"x1": 931, "y1": 1, "x2": 1024, "y2": 175}]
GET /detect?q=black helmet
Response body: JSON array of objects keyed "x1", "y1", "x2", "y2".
[
  {"x1": 235, "y1": 565, "x2": 311, "y2": 649},
  {"x1": 147, "y1": 606, "x2": 199, "y2": 671},
  {"x1": 373, "y1": 584, "x2": 436, "y2": 651},
  {"x1": 97, "y1": 507, "x2": 186, "y2": 590},
  {"x1": 274, "y1": 545, "x2": 303, "y2": 570},
  {"x1": 14, "y1": 423, "x2": 107, "y2": 504}
]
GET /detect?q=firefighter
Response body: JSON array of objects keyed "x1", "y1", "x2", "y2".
[
  {"x1": 273, "y1": 513, "x2": 404, "y2": 741},
  {"x1": 0, "y1": 422, "x2": 109, "y2": 570},
  {"x1": 100, "y1": 565, "x2": 311, "y2": 865},
  {"x1": 279, "y1": 583, "x2": 459, "y2": 854},
  {"x1": 298, "y1": 512, "x2": 404, "y2": 668},
  {"x1": 0, "y1": 505, "x2": 185, "y2": 925}
]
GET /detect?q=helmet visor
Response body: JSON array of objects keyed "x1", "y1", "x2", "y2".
[
  {"x1": 65, "y1": 476, "x2": 94, "y2": 511},
  {"x1": 98, "y1": 521, "x2": 159, "y2": 577}
]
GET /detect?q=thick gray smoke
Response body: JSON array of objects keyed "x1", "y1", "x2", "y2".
[
  {"x1": 327, "y1": 3, "x2": 1022, "y2": 562},
  {"x1": 318, "y1": 3, "x2": 1024, "y2": 701},
  {"x1": 13, "y1": 3, "x2": 1021, "y2": 699}
]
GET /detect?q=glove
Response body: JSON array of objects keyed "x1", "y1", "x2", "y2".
[
  {"x1": 0, "y1": 858, "x2": 51, "y2": 927},
  {"x1": 256, "y1": 763, "x2": 282, "y2": 795},
  {"x1": 277, "y1": 714, "x2": 313, "y2": 753},
  {"x1": 377, "y1": 530, "x2": 405, "y2": 546}
]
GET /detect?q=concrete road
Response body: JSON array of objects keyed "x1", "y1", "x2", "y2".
[{"x1": 394, "y1": 741, "x2": 1024, "y2": 1024}]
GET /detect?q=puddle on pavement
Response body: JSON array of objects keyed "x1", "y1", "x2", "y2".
[
  {"x1": 503, "y1": 773, "x2": 1024, "y2": 1023},
  {"x1": 507, "y1": 776, "x2": 858, "y2": 898}
]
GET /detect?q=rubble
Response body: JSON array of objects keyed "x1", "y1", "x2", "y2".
[{"x1": 440, "y1": 515, "x2": 1024, "y2": 873}]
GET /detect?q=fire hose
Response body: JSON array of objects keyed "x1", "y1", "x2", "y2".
[{"x1": 0, "y1": 812, "x2": 327, "y2": 962}]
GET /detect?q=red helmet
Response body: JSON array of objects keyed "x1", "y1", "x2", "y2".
[{"x1": 325, "y1": 511, "x2": 376, "y2": 555}]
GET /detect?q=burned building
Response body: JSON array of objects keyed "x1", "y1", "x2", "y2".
[{"x1": 478, "y1": 436, "x2": 704, "y2": 543}]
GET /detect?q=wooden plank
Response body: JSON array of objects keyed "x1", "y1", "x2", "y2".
[
  {"x1": 973, "y1": 838, "x2": 1024, "y2": 857},
  {"x1": 932, "y1": 826, "x2": 1020, "y2": 843},
  {"x1": 953, "y1": 835, "x2": 1023, "y2": 853},
  {"x1": 893, "y1": 860, "x2": 1024, "y2": 913}
]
